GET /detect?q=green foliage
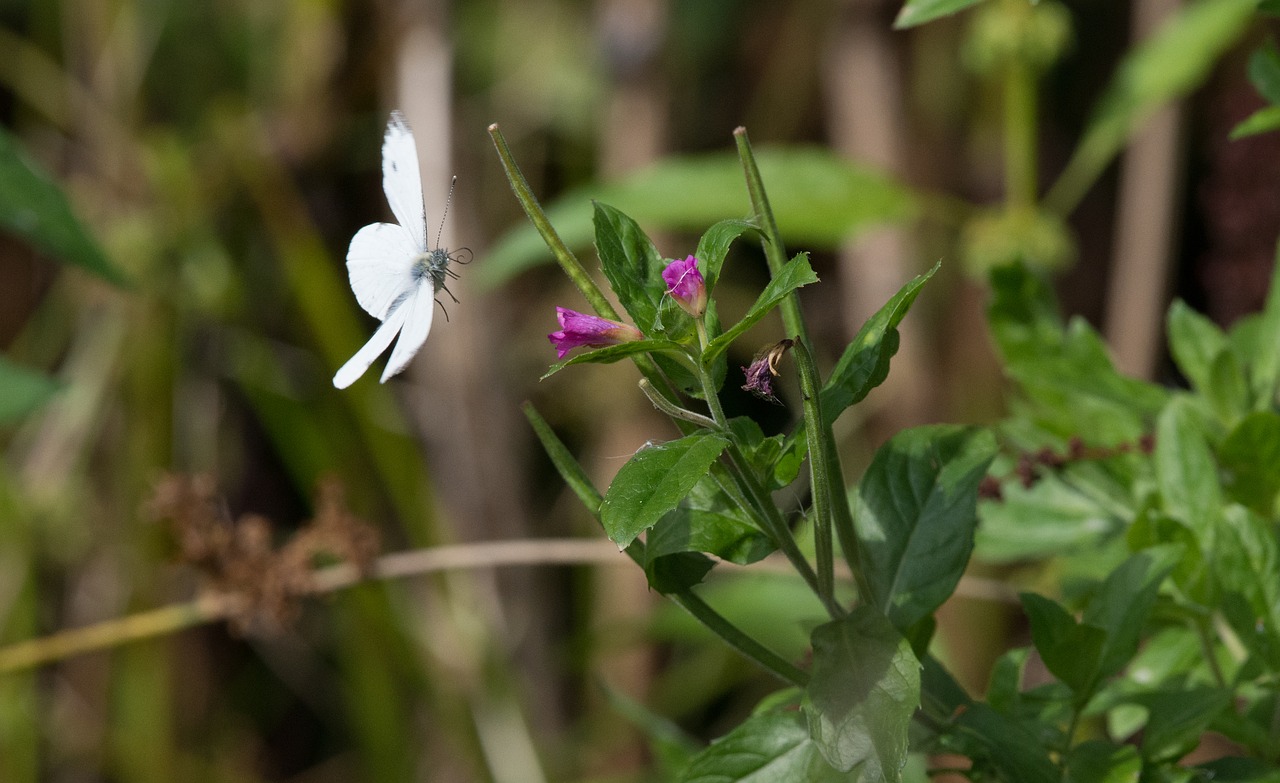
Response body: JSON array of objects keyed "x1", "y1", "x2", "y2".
[
  {"x1": 0, "y1": 125, "x2": 127, "y2": 285},
  {"x1": 0, "y1": 357, "x2": 60, "y2": 424},
  {"x1": 802, "y1": 608, "x2": 920, "y2": 777},
  {"x1": 853, "y1": 425, "x2": 997, "y2": 632},
  {"x1": 479, "y1": 148, "x2": 918, "y2": 288},
  {"x1": 894, "y1": 0, "x2": 989, "y2": 30},
  {"x1": 1233, "y1": 41, "x2": 1280, "y2": 138}
]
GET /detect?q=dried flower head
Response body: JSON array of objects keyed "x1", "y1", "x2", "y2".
[{"x1": 741, "y1": 338, "x2": 794, "y2": 404}]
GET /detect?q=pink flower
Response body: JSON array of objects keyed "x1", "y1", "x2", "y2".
[
  {"x1": 662, "y1": 255, "x2": 707, "y2": 317},
  {"x1": 548, "y1": 308, "x2": 643, "y2": 359}
]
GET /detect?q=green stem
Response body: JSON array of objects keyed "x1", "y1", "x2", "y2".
[
  {"x1": 792, "y1": 339, "x2": 844, "y2": 618},
  {"x1": 638, "y1": 379, "x2": 717, "y2": 430},
  {"x1": 733, "y1": 127, "x2": 808, "y2": 342},
  {"x1": 489, "y1": 124, "x2": 618, "y2": 320},
  {"x1": 1003, "y1": 57, "x2": 1038, "y2": 211},
  {"x1": 522, "y1": 402, "x2": 806, "y2": 686}
]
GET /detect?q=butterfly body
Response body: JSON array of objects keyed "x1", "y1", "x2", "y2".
[{"x1": 333, "y1": 112, "x2": 458, "y2": 389}]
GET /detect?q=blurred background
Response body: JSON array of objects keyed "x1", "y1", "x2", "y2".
[{"x1": 0, "y1": 0, "x2": 1276, "y2": 780}]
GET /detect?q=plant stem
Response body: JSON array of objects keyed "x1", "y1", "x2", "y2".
[
  {"x1": 1003, "y1": 54, "x2": 1038, "y2": 211},
  {"x1": 638, "y1": 378, "x2": 718, "y2": 429},
  {"x1": 733, "y1": 127, "x2": 809, "y2": 343},
  {"x1": 792, "y1": 339, "x2": 844, "y2": 618},
  {"x1": 488, "y1": 124, "x2": 618, "y2": 321}
]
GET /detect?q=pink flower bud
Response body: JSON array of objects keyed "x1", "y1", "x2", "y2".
[
  {"x1": 662, "y1": 255, "x2": 707, "y2": 317},
  {"x1": 547, "y1": 308, "x2": 643, "y2": 359}
]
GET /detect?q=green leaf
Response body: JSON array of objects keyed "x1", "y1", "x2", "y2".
[
  {"x1": 1065, "y1": 740, "x2": 1141, "y2": 783},
  {"x1": 953, "y1": 703, "x2": 1059, "y2": 783},
  {"x1": 1082, "y1": 545, "x2": 1182, "y2": 680},
  {"x1": 1247, "y1": 241, "x2": 1280, "y2": 407},
  {"x1": 678, "y1": 709, "x2": 848, "y2": 783},
  {"x1": 1167, "y1": 299, "x2": 1229, "y2": 396},
  {"x1": 1247, "y1": 39, "x2": 1280, "y2": 106},
  {"x1": 0, "y1": 125, "x2": 127, "y2": 285},
  {"x1": 479, "y1": 148, "x2": 918, "y2": 288},
  {"x1": 600, "y1": 431, "x2": 730, "y2": 548},
  {"x1": 1229, "y1": 105, "x2": 1280, "y2": 139},
  {"x1": 702, "y1": 253, "x2": 818, "y2": 366},
  {"x1": 990, "y1": 265, "x2": 1167, "y2": 444},
  {"x1": 853, "y1": 425, "x2": 998, "y2": 631},
  {"x1": 695, "y1": 218, "x2": 758, "y2": 293},
  {"x1": 821, "y1": 261, "x2": 939, "y2": 421},
  {"x1": 976, "y1": 472, "x2": 1122, "y2": 563},
  {"x1": 540, "y1": 338, "x2": 684, "y2": 379},
  {"x1": 1217, "y1": 505, "x2": 1280, "y2": 670},
  {"x1": 1220, "y1": 411, "x2": 1280, "y2": 513},
  {"x1": 593, "y1": 202, "x2": 666, "y2": 334},
  {"x1": 894, "y1": 0, "x2": 988, "y2": 29},
  {"x1": 802, "y1": 607, "x2": 920, "y2": 777},
  {"x1": 1155, "y1": 398, "x2": 1222, "y2": 541},
  {"x1": 601, "y1": 685, "x2": 701, "y2": 777},
  {"x1": 1047, "y1": 0, "x2": 1256, "y2": 213},
  {"x1": 1132, "y1": 687, "x2": 1232, "y2": 763},
  {"x1": 522, "y1": 402, "x2": 604, "y2": 512},
  {"x1": 0, "y1": 356, "x2": 60, "y2": 424},
  {"x1": 1021, "y1": 592, "x2": 1106, "y2": 696},
  {"x1": 644, "y1": 497, "x2": 774, "y2": 592}
]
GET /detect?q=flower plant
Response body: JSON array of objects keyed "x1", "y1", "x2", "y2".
[{"x1": 491, "y1": 96, "x2": 1280, "y2": 779}]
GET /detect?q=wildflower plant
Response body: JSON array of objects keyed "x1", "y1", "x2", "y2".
[
  {"x1": 493, "y1": 123, "x2": 995, "y2": 779},
  {"x1": 493, "y1": 103, "x2": 1280, "y2": 778}
]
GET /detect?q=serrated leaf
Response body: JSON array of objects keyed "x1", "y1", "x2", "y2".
[
  {"x1": 594, "y1": 202, "x2": 666, "y2": 334},
  {"x1": 678, "y1": 709, "x2": 848, "y2": 783},
  {"x1": 540, "y1": 338, "x2": 684, "y2": 379},
  {"x1": 894, "y1": 0, "x2": 988, "y2": 29},
  {"x1": 600, "y1": 432, "x2": 730, "y2": 548},
  {"x1": 479, "y1": 149, "x2": 918, "y2": 288},
  {"x1": 821, "y1": 261, "x2": 939, "y2": 421},
  {"x1": 702, "y1": 253, "x2": 818, "y2": 365},
  {"x1": 0, "y1": 125, "x2": 127, "y2": 284},
  {"x1": 853, "y1": 425, "x2": 998, "y2": 631},
  {"x1": 0, "y1": 356, "x2": 60, "y2": 424},
  {"x1": 802, "y1": 607, "x2": 920, "y2": 777}
]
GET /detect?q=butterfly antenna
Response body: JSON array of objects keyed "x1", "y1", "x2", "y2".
[{"x1": 435, "y1": 176, "x2": 457, "y2": 251}]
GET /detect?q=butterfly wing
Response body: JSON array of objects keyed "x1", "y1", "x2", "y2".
[
  {"x1": 346, "y1": 221, "x2": 419, "y2": 320},
  {"x1": 379, "y1": 282, "x2": 436, "y2": 382},
  {"x1": 332, "y1": 300, "x2": 412, "y2": 389},
  {"x1": 381, "y1": 111, "x2": 427, "y2": 251}
]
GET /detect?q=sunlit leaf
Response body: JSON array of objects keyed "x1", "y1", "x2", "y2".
[
  {"x1": 679, "y1": 709, "x2": 847, "y2": 782},
  {"x1": 600, "y1": 432, "x2": 730, "y2": 548},
  {"x1": 802, "y1": 607, "x2": 919, "y2": 777}
]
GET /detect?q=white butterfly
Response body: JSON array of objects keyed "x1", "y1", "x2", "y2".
[{"x1": 333, "y1": 111, "x2": 461, "y2": 389}]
